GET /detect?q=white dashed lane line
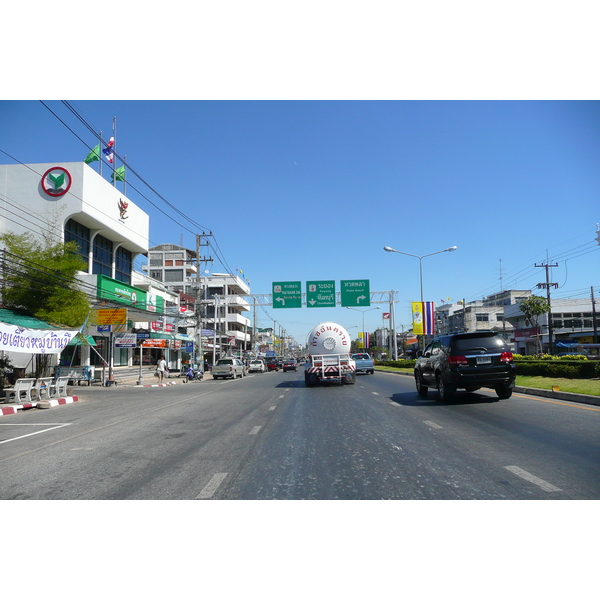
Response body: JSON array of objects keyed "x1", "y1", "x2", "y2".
[
  {"x1": 504, "y1": 466, "x2": 562, "y2": 492},
  {"x1": 196, "y1": 472, "x2": 228, "y2": 499},
  {"x1": 423, "y1": 420, "x2": 443, "y2": 430},
  {"x1": 249, "y1": 426, "x2": 262, "y2": 435}
]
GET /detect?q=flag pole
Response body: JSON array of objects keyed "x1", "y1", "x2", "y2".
[
  {"x1": 112, "y1": 117, "x2": 117, "y2": 187},
  {"x1": 123, "y1": 155, "x2": 127, "y2": 195},
  {"x1": 99, "y1": 130, "x2": 102, "y2": 177}
]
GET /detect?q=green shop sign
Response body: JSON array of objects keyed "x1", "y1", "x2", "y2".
[{"x1": 96, "y1": 275, "x2": 165, "y2": 314}]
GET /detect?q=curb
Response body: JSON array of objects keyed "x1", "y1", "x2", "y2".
[
  {"x1": 513, "y1": 386, "x2": 600, "y2": 407},
  {"x1": 0, "y1": 395, "x2": 79, "y2": 415}
]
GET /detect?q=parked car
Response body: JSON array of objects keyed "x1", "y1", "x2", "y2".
[
  {"x1": 414, "y1": 331, "x2": 516, "y2": 401},
  {"x1": 212, "y1": 357, "x2": 246, "y2": 380},
  {"x1": 248, "y1": 359, "x2": 266, "y2": 373},
  {"x1": 283, "y1": 358, "x2": 298, "y2": 372}
]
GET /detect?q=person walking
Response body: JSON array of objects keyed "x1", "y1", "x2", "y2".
[{"x1": 156, "y1": 356, "x2": 167, "y2": 382}]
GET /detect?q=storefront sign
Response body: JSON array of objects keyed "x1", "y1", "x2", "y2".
[
  {"x1": 97, "y1": 308, "x2": 127, "y2": 325},
  {"x1": 41, "y1": 166, "x2": 72, "y2": 198}
]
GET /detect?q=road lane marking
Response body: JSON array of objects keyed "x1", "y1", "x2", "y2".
[
  {"x1": 249, "y1": 426, "x2": 262, "y2": 435},
  {"x1": 0, "y1": 423, "x2": 71, "y2": 445},
  {"x1": 196, "y1": 473, "x2": 228, "y2": 499},
  {"x1": 279, "y1": 395, "x2": 285, "y2": 398},
  {"x1": 389, "y1": 402, "x2": 401, "y2": 407},
  {"x1": 423, "y1": 420, "x2": 443, "y2": 430},
  {"x1": 504, "y1": 466, "x2": 562, "y2": 492},
  {"x1": 371, "y1": 392, "x2": 379, "y2": 396},
  {"x1": 269, "y1": 406, "x2": 277, "y2": 411}
]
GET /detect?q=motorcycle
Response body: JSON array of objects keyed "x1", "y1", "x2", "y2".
[{"x1": 185, "y1": 367, "x2": 203, "y2": 382}]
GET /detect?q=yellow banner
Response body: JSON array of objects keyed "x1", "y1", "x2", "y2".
[
  {"x1": 96, "y1": 308, "x2": 127, "y2": 325},
  {"x1": 412, "y1": 302, "x2": 424, "y2": 335}
]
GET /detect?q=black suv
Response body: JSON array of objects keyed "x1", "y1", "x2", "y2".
[{"x1": 414, "y1": 331, "x2": 516, "y2": 401}]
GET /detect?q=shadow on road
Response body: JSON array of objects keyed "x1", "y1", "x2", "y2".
[{"x1": 390, "y1": 391, "x2": 500, "y2": 407}]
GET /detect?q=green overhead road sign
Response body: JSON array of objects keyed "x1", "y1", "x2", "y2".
[
  {"x1": 340, "y1": 279, "x2": 370, "y2": 307},
  {"x1": 306, "y1": 280, "x2": 336, "y2": 307},
  {"x1": 272, "y1": 281, "x2": 302, "y2": 308}
]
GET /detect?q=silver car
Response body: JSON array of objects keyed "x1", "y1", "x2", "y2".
[
  {"x1": 212, "y1": 357, "x2": 246, "y2": 379},
  {"x1": 248, "y1": 359, "x2": 266, "y2": 373}
]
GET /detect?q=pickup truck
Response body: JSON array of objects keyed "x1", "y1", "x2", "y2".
[
  {"x1": 351, "y1": 353, "x2": 375, "y2": 375},
  {"x1": 212, "y1": 357, "x2": 245, "y2": 379}
]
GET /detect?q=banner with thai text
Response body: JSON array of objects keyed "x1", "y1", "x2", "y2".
[{"x1": 0, "y1": 322, "x2": 77, "y2": 354}]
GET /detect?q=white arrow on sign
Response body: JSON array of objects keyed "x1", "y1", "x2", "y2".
[
  {"x1": 276, "y1": 297, "x2": 285, "y2": 305},
  {"x1": 357, "y1": 295, "x2": 366, "y2": 303},
  {"x1": 309, "y1": 299, "x2": 317, "y2": 305}
]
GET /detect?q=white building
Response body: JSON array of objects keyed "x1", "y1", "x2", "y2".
[
  {"x1": 0, "y1": 161, "x2": 173, "y2": 375},
  {"x1": 504, "y1": 297, "x2": 599, "y2": 355}
]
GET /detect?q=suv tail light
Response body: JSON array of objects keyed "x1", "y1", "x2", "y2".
[
  {"x1": 500, "y1": 352, "x2": 513, "y2": 363},
  {"x1": 448, "y1": 355, "x2": 468, "y2": 366}
]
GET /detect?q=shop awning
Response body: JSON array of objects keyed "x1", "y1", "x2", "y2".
[
  {"x1": 68, "y1": 334, "x2": 97, "y2": 346},
  {"x1": 0, "y1": 308, "x2": 62, "y2": 330}
]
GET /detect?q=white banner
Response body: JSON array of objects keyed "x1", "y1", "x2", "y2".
[{"x1": 0, "y1": 322, "x2": 78, "y2": 354}]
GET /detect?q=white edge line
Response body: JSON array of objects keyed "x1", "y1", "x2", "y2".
[{"x1": 0, "y1": 423, "x2": 71, "y2": 444}]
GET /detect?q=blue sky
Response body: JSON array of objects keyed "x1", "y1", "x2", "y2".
[{"x1": 1, "y1": 100, "x2": 598, "y2": 343}]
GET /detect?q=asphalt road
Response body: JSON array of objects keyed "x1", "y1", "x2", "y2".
[{"x1": 1, "y1": 369, "x2": 599, "y2": 499}]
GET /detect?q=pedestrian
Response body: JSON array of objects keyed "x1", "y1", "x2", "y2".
[{"x1": 156, "y1": 355, "x2": 167, "y2": 382}]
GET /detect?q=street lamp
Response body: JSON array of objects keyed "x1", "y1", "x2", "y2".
[
  {"x1": 346, "y1": 306, "x2": 380, "y2": 350},
  {"x1": 383, "y1": 245, "x2": 457, "y2": 350},
  {"x1": 383, "y1": 246, "x2": 457, "y2": 303}
]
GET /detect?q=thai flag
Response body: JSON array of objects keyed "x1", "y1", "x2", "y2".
[
  {"x1": 102, "y1": 137, "x2": 114, "y2": 163},
  {"x1": 423, "y1": 301, "x2": 435, "y2": 335}
]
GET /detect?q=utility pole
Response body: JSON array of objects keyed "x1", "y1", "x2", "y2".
[
  {"x1": 535, "y1": 254, "x2": 558, "y2": 354},
  {"x1": 195, "y1": 232, "x2": 213, "y2": 370}
]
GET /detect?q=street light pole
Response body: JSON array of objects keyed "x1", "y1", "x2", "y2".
[
  {"x1": 346, "y1": 306, "x2": 380, "y2": 350},
  {"x1": 383, "y1": 245, "x2": 457, "y2": 350}
]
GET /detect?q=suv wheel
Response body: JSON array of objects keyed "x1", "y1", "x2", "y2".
[
  {"x1": 415, "y1": 371, "x2": 428, "y2": 397},
  {"x1": 495, "y1": 384, "x2": 513, "y2": 399},
  {"x1": 436, "y1": 373, "x2": 455, "y2": 402}
]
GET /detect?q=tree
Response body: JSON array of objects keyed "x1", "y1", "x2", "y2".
[
  {"x1": 0, "y1": 231, "x2": 90, "y2": 328},
  {"x1": 519, "y1": 295, "x2": 550, "y2": 354}
]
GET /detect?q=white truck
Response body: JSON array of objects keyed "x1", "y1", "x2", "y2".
[{"x1": 304, "y1": 322, "x2": 356, "y2": 386}]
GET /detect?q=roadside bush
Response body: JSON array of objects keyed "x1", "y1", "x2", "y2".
[
  {"x1": 514, "y1": 359, "x2": 599, "y2": 379},
  {"x1": 376, "y1": 360, "x2": 416, "y2": 369}
]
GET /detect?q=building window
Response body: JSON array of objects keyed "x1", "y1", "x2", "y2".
[
  {"x1": 476, "y1": 314, "x2": 489, "y2": 322},
  {"x1": 93, "y1": 234, "x2": 113, "y2": 277},
  {"x1": 150, "y1": 270, "x2": 163, "y2": 281},
  {"x1": 149, "y1": 254, "x2": 163, "y2": 266},
  {"x1": 115, "y1": 247, "x2": 132, "y2": 284},
  {"x1": 64, "y1": 218, "x2": 90, "y2": 265},
  {"x1": 165, "y1": 269, "x2": 184, "y2": 282}
]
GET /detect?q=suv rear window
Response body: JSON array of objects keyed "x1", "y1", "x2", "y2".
[
  {"x1": 217, "y1": 359, "x2": 233, "y2": 365},
  {"x1": 452, "y1": 334, "x2": 508, "y2": 354}
]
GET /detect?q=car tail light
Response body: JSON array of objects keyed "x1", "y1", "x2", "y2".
[
  {"x1": 500, "y1": 352, "x2": 513, "y2": 363},
  {"x1": 448, "y1": 355, "x2": 468, "y2": 366}
]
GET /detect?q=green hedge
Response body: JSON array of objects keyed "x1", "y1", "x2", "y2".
[
  {"x1": 513, "y1": 359, "x2": 599, "y2": 379},
  {"x1": 376, "y1": 358, "x2": 599, "y2": 378},
  {"x1": 377, "y1": 360, "x2": 416, "y2": 369}
]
